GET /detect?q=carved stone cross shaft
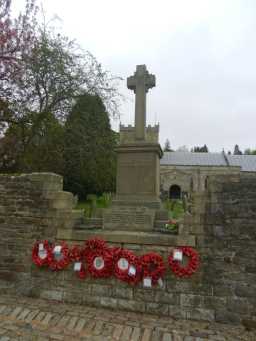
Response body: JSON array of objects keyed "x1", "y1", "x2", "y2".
[{"x1": 127, "y1": 65, "x2": 155, "y2": 140}]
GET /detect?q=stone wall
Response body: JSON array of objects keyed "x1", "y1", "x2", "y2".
[
  {"x1": 0, "y1": 172, "x2": 256, "y2": 325},
  {"x1": 202, "y1": 173, "x2": 256, "y2": 324},
  {"x1": 0, "y1": 173, "x2": 78, "y2": 295}
]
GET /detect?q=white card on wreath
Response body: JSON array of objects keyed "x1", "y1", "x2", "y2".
[
  {"x1": 173, "y1": 249, "x2": 183, "y2": 261},
  {"x1": 39, "y1": 243, "x2": 44, "y2": 251},
  {"x1": 143, "y1": 277, "x2": 152, "y2": 288},
  {"x1": 74, "y1": 262, "x2": 82, "y2": 271},
  {"x1": 118, "y1": 258, "x2": 129, "y2": 271},
  {"x1": 94, "y1": 257, "x2": 104, "y2": 270},
  {"x1": 38, "y1": 249, "x2": 47, "y2": 259},
  {"x1": 158, "y1": 278, "x2": 164, "y2": 288},
  {"x1": 53, "y1": 245, "x2": 62, "y2": 254},
  {"x1": 128, "y1": 265, "x2": 136, "y2": 276}
]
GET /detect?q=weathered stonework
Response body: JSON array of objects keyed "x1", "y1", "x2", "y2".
[
  {"x1": 106, "y1": 65, "x2": 164, "y2": 230},
  {"x1": 119, "y1": 124, "x2": 159, "y2": 144},
  {"x1": 0, "y1": 172, "x2": 256, "y2": 326}
]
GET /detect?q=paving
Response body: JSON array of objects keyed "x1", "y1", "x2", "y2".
[{"x1": 0, "y1": 295, "x2": 255, "y2": 341}]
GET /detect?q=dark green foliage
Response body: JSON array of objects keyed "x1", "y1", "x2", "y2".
[
  {"x1": 233, "y1": 144, "x2": 242, "y2": 155},
  {"x1": 76, "y1": 193, "x2": 113, "y2": 218},
  {"x1": 0, "y1": 10, "x2": 120, "y2": 196},
  {"x1": 63, "y1": 94, "x2": 117, "y2": 199},
  {"x1": 191, "y1": 144, "x2": 209, "y2": 153},
  {"x1": 244, "y1": 148, "x2": 256, "y2": 155},
  {"x1": 163, "y1": 138, "x2": 173, "y2": 152},
  {"x1": 0, "y1": 112, "x2": 64, "y2": 173},
  {"x1": 163, "y1": 199, "x2": 185, "y2": 219}
]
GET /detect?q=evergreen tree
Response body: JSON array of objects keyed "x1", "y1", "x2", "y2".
[
  {"x1": 163, "y1": 138, "x2": 172, "y2": 152},
  {"x1": 234, "y1": 144, "x2": 242, "y2": 155},
  {"x1": 63, "y1": 94, "x2": 117, "y2": 199},
  {"x1": 191, "y1": 144, "x2": 209, "y2": 153}
]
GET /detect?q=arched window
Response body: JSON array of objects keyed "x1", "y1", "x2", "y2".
[{"x1": 169, "y1": 185, "x2": 181, "y2": 199}]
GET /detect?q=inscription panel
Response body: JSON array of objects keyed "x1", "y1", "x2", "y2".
[
  {"x1": 103, "y1": 208, "x2": 154, "y2": 231},
  {"x1": 116, "y1": 153, "x2": 156, "y2": 196}
]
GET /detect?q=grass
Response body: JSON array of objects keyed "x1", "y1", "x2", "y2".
[
  {"x1": 75, "y1": 195, "x2": 185, "y2": 224},
  {"x1": 75, "y1": 193, "x2": 112, "y2": 217},
  {"x1": 163, "y1": 199, "x2": 185, "y2": 220}
]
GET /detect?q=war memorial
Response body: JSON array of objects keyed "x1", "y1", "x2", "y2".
[{"x1": 0, "y1": 65, "x2": 255, "y2": 339}]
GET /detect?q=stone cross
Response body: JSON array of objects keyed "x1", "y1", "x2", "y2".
[{"x1": 127, "y1": 65, "x2": 155, "y2": 140}]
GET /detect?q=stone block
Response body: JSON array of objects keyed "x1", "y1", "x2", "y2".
[
  {"x1": 112, "y1": 287, "x2": 133, "y2": 300},
  {"x1": 63, "y1": 290, "x2": 84, "y2": 304},
  {"x1": 146, "y1": 302, "x2": 169, "y2": 315},
  {"x1": 168, "y1": 305, "x2": 186, "y2": 319},
  {"x1": 26, "y1": 173, "x2": 63, "y2": 192},
  {"x1": 115, "y1": 143, "x2": 162, "y2": 203},
  {"x1": 134, "y1": 288, "x2": 155, "y2": 302},
  {"x1": 117, "y1": 299, "x2": 145, "y2": 313},
  {"x1": 40, "y1": 290, "x2": 63, "y2": 301},
  {"x1": 82, "y1": 294, "x2": 100, "y2": 306},
  {"x1": 58, "y1": 229, "x2": 196, "y2": 246},
  {"x1": 91, "y1": 284, "x2": 112, "y2": 296},
  {"x1": 203, "y1": 296, "x2": 227, "y2": 309},
  {"x1": 186, "y1": 308, "x2": 215, "y2": 322},
  {"x1": 215, "y1": 310, "x2": 241, "y2": 324},
  {"x1": 46, "y1": 191, "x2": 74, "y2": 210},
  {"x1": 180, "y1": 294, "x2": 204, "y2": 308},
  {"x1": 100, "y1": 297, "x2": 118, "y2": 309},
  {"x1": 227, "y1": 297, "x2": 250, "y2": 314},
  {"x1": 103, "y1": 206, "x2": 155, "y2": 231},
  {"x1": 235, "y1": 284, "x2": 256, "y2": 298},
  {"x1": 155, "y1": 291, "x2": 179, "y2": 305}
]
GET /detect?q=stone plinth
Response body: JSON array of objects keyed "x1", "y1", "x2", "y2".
[
  {"x1": 102, "y1": 142, "x2": 163, "y2": 231},
  {"x1": 103, "y1": 206, "x2": 155, "y2": 231},
  {"x1": 115, "y1": 142, "x2": 162, "y2": 205},
  {"x1": 57, "y1": 228, "x2": 195, "y2": 246}
]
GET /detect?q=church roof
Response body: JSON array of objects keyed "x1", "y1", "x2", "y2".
[
  {"x1": 161, "y1": 152, "x2": 256, "y2": 172},
  {"x1": 226, "y1": 154, "x2": 256, "y2": 172}
]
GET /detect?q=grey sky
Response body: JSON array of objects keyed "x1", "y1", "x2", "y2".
[{"x1": 14, "y1": 0, "x2": 256, "y2": 152}]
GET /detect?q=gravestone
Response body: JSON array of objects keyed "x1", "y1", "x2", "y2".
[{"x1": 103, "y1": 65, "x2": 164, "y2": 231}]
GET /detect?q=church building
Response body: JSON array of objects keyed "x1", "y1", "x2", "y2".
[{"x1": 160, "y1": 151, "x2": 256, "y2": 200}]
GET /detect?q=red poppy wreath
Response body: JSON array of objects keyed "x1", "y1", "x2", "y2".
[
  {"x1": 84, "y1": 238, "x2": 113, "y2": 278},
  {"x1": 113, "y1": 248, "x2": 142, "y2": 285},
  {"x1": 69, "y1": 245, "x2": 86, "y2": 279},
  {"x1": 32, "y1": 240, "x2": 52, "y2": 267},
  {"x1": 48, "y1": 241, "x2": 70, "y2": 271},
  {"x1": 140, "y1": 252, "x2": 166, "y2": 286},
  {"x1": 168, "y1": 246, "x2": 200, "y2": 277}
]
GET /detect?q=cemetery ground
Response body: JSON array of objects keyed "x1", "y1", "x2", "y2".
[{"x1": 0, "y1": 294, "x2": 255, "y2": 341}]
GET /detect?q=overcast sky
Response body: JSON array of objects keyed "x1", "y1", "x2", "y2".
[{"x1": 14, "y1": 0, "x2": 256, "y2": 152}]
